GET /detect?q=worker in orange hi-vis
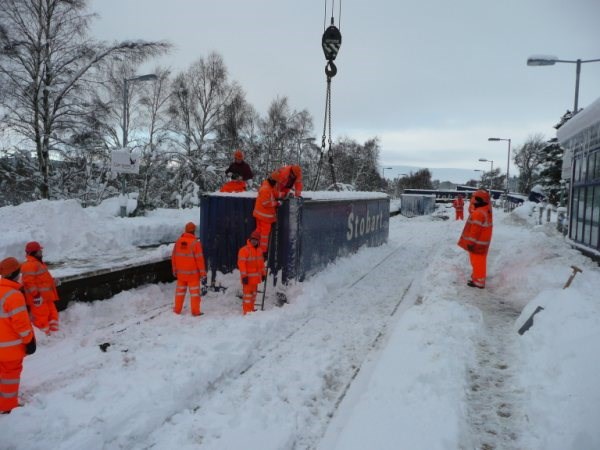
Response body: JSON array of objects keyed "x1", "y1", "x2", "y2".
[
  {"x1": 237, "y1": 231, "x2": 266, "y2": 315},
  {"x1": 452, "y1": 193, "x2": 465, "y2": 220},
  {"x1": 252, "y1": 172, "x2": 281, "y2": 255},
  {"x1": 20, "y1": 241, "x2": 60, "y2": 335},
  {"x1": 457, "y1": 190, "x2": 493, "y2": 289},
  {"x1": 274, "y1": 164, "x2": 303, "y2": 199},
  {"x1": 0, "y1": 257, "x2": 36, "y2": 414},
  {"x1": 171, "y1": 222, "x2": 207, "y2": 316}
]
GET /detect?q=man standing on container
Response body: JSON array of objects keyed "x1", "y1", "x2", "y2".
[
  {"x1": 225, "y1": 149, "x2": 254, "y2": 189},
  {"x1": 0, "y1": 257, "x2": 36, "y2": 414},
  {"x1": 237, "y1": 231, "x2": 266, "y2": 315},
  {"x1": 253, "y1": 172, "x2": 281, "y2": 255},
  {"x1": 458, "y1": 190, "x2": 493, "y2": 289},
  {"x1": 452, "y1": 193, "x2": 465, "y2": 220},
  {"x1": 21, "y1": 241, "x2": 60, "y2": 335},
  {"x1": 171, "y1": 222, "x2": 207, "y2": 316}
]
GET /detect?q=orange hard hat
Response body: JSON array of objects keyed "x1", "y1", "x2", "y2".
[
  {"x1": 0, "y1": 257, "x2": 20, "y2": 277},
  {"x1": 234, "y1": 150, "x2": 244, "y2": 159},
  {"x1": 250, "y1": 231, "x2": 260, "y2": 241},
  {"x1": 473, "y1": 189, "x2": 490, "y2": 204},
  {"x1": 185, "y1": 222, "x2": 196, "y2": 233},
  {"x1": 270, "y1": 170, "x2": 281, "y2": 182},
  {"x1": 25, "y1": 241, "x2": 43, "y2": 254}
]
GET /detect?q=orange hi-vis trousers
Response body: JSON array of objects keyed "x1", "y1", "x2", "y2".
[
  {"x1": 242, "y1": 283, "x2": 259, "y2": 315},
  {"x1": 30, "y1": 300, "x2": 59, "y2": 335},
  {"x1": 254, "y1": 220, "x2": 273, "y2": 254},
  {"x1": 469, "y1": 252, "x2": 487, "y2": 288},
  {"x1": 173, "y1": 278, "x2": 202, "y2": 315},
  {"x1": 0, "y1": 359, "x2": 23, "y2": 413},
  {"x1": 455, "y1": 210, "x2": 464, "y2": 220}
]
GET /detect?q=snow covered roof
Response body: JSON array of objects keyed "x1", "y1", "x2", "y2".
[{"x1": 557, "y1": 96, "x2": 600, "y2": 144}]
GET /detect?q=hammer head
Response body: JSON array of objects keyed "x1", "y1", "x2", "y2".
[{"x1": 571, "y1": 265, "x2": 582, "y2": 274}]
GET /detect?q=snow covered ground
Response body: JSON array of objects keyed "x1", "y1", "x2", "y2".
[{"x1": 0, "y1": 199, "x2": 599, "y2": 450}]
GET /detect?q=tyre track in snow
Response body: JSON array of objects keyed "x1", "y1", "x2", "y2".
[{"x1": 138, "y1": 219, "x2": 447, "y2": 450}]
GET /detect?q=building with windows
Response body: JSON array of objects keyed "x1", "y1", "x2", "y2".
[{"x1": 557, "y1": 97, "x2": 600, "y2": 257}]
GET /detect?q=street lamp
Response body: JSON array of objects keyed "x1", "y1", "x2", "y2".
[
  {"x1": 120, "y1": 73, "x2": 158, "y2": 217},
  {"x1": 382, "y1": 167, "x2": 392, "y2": 178},
  {"x1": 527, "y1": 55, "x2": 600, "y2": 115},
  {"x1": 488, "y1": 137, "x2": 511, "y2": 209}
]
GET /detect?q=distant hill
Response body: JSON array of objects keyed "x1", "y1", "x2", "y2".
[{"x1": 382, "y1": 165, "x2": 479, "y2": 185}]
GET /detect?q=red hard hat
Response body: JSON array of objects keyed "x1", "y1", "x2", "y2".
[
  {"x1": 234, "y1": 149, "x2": 244, "y2": 159},
  {"x1": 0, "y1": 257, "x2": 20, "y2": 277},
  {"x1": 250, "y1": 231, "x2": 260, "y2": 241},
  {"x1": 25, "y1": 241, "x2": 43, "y2": 254},
  {"x1": 185, "y1": 222, "x2": 196, "y2": 233},
  {"x1": 270, "y1": 170, "x2": 281, "y2": 182}
]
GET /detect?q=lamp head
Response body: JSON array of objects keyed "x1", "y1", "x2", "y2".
[
  {"x1": 478, "y1": 158, "x2": 488, "y2": 162},
  {"x1": 488, "y1": 138, "x2": 500, "y2": 141},
  {"x1": 527, "y1": 56, "x2": 558, "y2": 66}
]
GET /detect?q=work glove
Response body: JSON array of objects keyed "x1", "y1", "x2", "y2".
[
  {"x1": 201, "y1": 277, "x2": 207, "y2": 286},
  {"x1": 25, "y1": 337, "x2": 36, "y2": 355},
  {"x1": 262, "y1": 275, "x2": 266, "y2": 282},
  {"x1": 33, "y1": 297, "x2": 43, "y2": 307},
  {"x1": 467, "y1": 244, "x2": 475, "y2": 252},
  {"x1": 201, "y1": 285, "x2": 208, "y2": 296},
  {"x1": 242, "y1": 276, "x2": 249, "y2": 285},
  {"x1": 55, "y1": 278, "x2": 62, "y2": 286}
]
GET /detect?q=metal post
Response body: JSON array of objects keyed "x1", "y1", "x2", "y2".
[
  {"x1": 574, "y1": 59, "x2": 581, "y2": 114},
  {"x1": 120, "y1": 78, "x2": 129, "y2": 218},
  {"x1": 505, "y1": 139, "x2": 511, "y2": 211}
]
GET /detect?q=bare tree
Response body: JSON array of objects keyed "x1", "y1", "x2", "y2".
[
  {"x1": 0, "y1": 0, "x2": 169, "y2": 198},
  {"x1": 514, "y1": 133, "x2": 547, "y2": 193}
]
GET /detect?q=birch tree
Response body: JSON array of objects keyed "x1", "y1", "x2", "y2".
[{"x1": 0, "y1": 0, "x2": 169, "y2": 198}]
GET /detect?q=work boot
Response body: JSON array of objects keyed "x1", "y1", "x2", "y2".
[
  {"x1": 192, "y1": 312, "x2": 204, "y2": 317},
  {"x1": 467, "y1": 281, "x2": 484, "y2": 289}
]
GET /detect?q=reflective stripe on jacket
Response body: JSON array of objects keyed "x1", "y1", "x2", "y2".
[
  {"x1": 238, "y1": 241, "x2": 266, "y2": 285},
  {"x1": 0, "y1": 279, "x2": 34, "y2": 362},
  {"x1": 21, "y1": 255, "x2": 59, "y2": 305},
  {"x1": 458, "y1": 206, "x2": 493, "y2": 255},
  {"x1": 171, "y1": 233, "x2": 207, "y2": 280},
  {"x1": 253, "y1": 180, "x2": 279, "y2": 223}
]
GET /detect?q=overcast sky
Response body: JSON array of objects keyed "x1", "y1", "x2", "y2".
[{"x1": 90, "y1": 0, "x2": 600, "y2": 175}]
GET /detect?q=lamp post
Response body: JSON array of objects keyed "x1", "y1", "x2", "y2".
[
  {"x1": 488, "y1": 137, "x2": 511, "y2": 210},
  {"x1": 527, "y1": 55, "x2": 600, "y2": 115},
  {"x1": 474, "y1": 169, "x2": 483, "y2": 187},
  {"x1": 478, "y1": 158, "x2": 493, "y2": 190},
  {"x1": 120, "y1": 73, "x2": 157, "y2": 217}
]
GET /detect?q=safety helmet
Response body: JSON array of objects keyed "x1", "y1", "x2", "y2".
[
  {"x1": 0, "y1": 257, "x2": 20, "y2": 277},
  {"x1": 185, "y1": 222, "x2": 196, "y2": 233},
  {"x1": 269, "y1": 170, "x2": 281, "y2": 182},
  {"x1": 473, "y1": 189, "x2": 490, "y2": 204},
  {"x1": 234, "y1": 150, "x2": 244, "y2": 160},
  {"x1": 25, "y1": 241, "x2": 43, "y2": 254},
  {"x1": 250, "y1": 231, "x2": 260, "y2": 241}
]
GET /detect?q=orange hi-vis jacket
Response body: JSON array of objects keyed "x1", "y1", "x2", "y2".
[
  {"x1": 171, "y1": 233, "x2": 207, "y2": 281},
  {"x1": 277, "y1": 165, "x2": 303, "y2": 198},
  {"x1": 458, "y1": 204, "x2": 493, "y2": 255},
  {"x1": 0, "y1": 278, "x2": 34, "y2": 361},
  {"x1": 253, "y1": 180, "x2": 279, "y2": 224},
  {"x1": 21, "y1": 255, "x2": 59, "y2": 306},
  {"x1": 237, "y1": 241, "x2": 266, "y2": 285},
  {"x1": 452, "y1": 197, "x2": 464, "y2": 212},
  {"x1": 220, "y1": 180, "x2": 247, "y2": 193}
]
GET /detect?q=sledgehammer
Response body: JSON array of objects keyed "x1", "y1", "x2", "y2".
[{"x1": 563, "y1": 265, "x2": 583, "y2": 289}]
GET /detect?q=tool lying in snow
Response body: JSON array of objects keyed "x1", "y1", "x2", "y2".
[
  {"x1": 563, "y1": 265, "x2": 582, "y2": 289},
  {"x1": 519, "y1": 265, "x2": 584, "y2": 335}
]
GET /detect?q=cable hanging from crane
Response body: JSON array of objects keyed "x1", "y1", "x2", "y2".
[{"x1": 312, "y1": 0, "x2": 342, "y2": 191}]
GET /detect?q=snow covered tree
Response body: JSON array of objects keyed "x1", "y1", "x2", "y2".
[
  {"x1": 537, "y1": 138, "x2": 563, "y2": 204},
  {"x1": 0, "y1": 0, "x2": 169, "y2": 199}
]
